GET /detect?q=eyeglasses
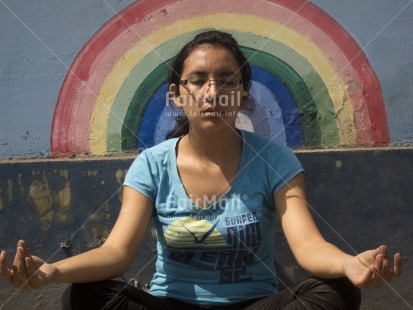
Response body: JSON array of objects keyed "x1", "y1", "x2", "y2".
[{"x1": 180, "y1": 77, "x2": 243, "y2": 92}]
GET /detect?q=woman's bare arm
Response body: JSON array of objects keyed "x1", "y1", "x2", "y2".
[
  {"x1": 274, "y1": 173, "x2": 401, "y2": 287},
  {"x1": 0, "y1": 186, "x2": 153, "y2": 290}
]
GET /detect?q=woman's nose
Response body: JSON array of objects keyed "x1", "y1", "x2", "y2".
[{"x1": 205, "y1": 81, "x2": 219, "y2": 103}]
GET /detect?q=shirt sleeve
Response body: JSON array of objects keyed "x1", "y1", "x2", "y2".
[
  {"x1": 123, "y1": 150, "x2": 158, "y2": 203},
  {"x1": 267, "y1": 143, "x2": 304, "y2": 196}
]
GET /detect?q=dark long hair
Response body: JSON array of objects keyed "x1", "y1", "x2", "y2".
[{"x1": 165, "y1": 30, "x2": 252, "y2": 139}]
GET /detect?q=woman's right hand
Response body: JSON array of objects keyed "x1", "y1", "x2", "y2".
[
  {"x1": 1, "y1": 188, "x2": 154, "y2": 288},
  {"x1": 0, "y1": 240, "x2": 57, "y2": 290}
]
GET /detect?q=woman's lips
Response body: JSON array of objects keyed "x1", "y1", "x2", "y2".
[{"x1": 201, "y1": 109, "x2": 223, "y2": 116}]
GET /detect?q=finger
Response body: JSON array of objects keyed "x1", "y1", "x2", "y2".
[
  {"x1": 25, "y1": 257, "x2": 36, "y2": 289},
  {"x1": 356, "y1": 246, "x2": 383, "y2": 268},
  {"x1": 380, "y1": 256, "x2": 391, "y2": 282},
  {"x1": 355, "y1": 266, "x2": 375, "y2": 288},
  {"x1": 386, "y1": 254, "x2": 402, "y2": 283},
  {"x1": 370, "y1": 245, "x2": 385, "y2": 259},
  {"x1": 366, "y1": 267, "x2": 379, "y2": 287},
  {"x1": 25, "y1": 256, "x2": 36, "y2": 276},
  {"x1": 368, "y1": 267, "x2": 388, "y2": 288},
  {"x1": 12, "y1": 263, "x2": 22, "y2": 288},
  {"x1": 379, "y1": 245, "x2": 388, "y2": 258},
  {"x1": 19, "y1": 240, "x2": 32, "y2": 258},
  {"x1": 375, "y1": 254, "x2": 384, "y2": 275},
  {"x1": 11, "y1": 242, "x2": 24, "y2": 287},
  {"x1": 12, "y1": 241, "x2": 21, "y2": 267},
  {"x1": 0, "y1": 251, "x2": 13, "y2": 282},
  {"x1": 371, "y1": 255, "x2": 387, "y2": 287},
  {"x1": 12, "y1": 240, "x2": 26, "y2": 266},
  {"x1": 16, "y1": 247, "x2": 31, "y2": 290},
  {"x1": 393, "y1": 253, "x2": 403, "y2": 277},
  {"x1": 379, "y1": 261, "x2": 394, "y2": 284},
  {"x1": 363, "y1": 256, "x2": 382, "y2": 288}
]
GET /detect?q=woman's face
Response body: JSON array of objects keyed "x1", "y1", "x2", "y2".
[{"x1": 170, "y1": 44, "x2": 246, "y2": 133}]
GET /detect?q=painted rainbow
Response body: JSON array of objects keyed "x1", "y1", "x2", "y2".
[{"x1": 51, "y1": 0, "x2": 389, "y2": 156}]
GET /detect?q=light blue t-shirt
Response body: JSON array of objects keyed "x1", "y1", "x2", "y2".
[{"x1": 124, "y1": 130, "x2": 303, "y2": 305}]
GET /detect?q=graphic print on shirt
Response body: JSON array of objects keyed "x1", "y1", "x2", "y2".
[
  {"x1": 164, "y1": 211, "x2": 262, "y2": 284},
  {"x1": 163, "y1": 217, "x2": 225, "y2": 247}
]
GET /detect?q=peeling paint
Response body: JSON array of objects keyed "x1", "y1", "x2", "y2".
[
  {"x1": 28, "y1": 170, "x2": 73, "y2": 227},
  {"x1": 29, "y1": 173, "x2": 54, "y2": 231},
  {"x1": 87, "y1": 201, "x2": 114, "y2": 240},
  {"x1": 89, "y1": 213, "x2": 99, "y2": 221},
  {"x1": 7, "y1": 179, "x2": 13, "y2": 202},
  {"x1": 57, "y1": 213, "x2": 68, "y2": 222},
  {"x1": 58, "y1": 169, "x2": 71, "y2": 211},
  {"x1": 45, "y1": 210, "x2": 54, "y2": 221},
  {"x1": 85, "y1": 235, "x2": 107, "y2": 250},
  {"x1": 116, "y1": 169, "x2": 128, "y2": 202},
  {"x1": 86, "y1": 170, "x2": 99, "y2": 177},
  {"x1": 91, "y1": 227, "x2": 110, "y2": 243},
  {"x1": 17, "y1": 173, "x2": 25, "y2": 193},
  {"x1": 115, "y1": 169, "x2": 128, "y2": 184},
  {"x1": 92, "y1": 207, "x2": 110, "y2": 222},
  {"x1": 30, "y1": 177, "x2": 52, "y2": 215}
]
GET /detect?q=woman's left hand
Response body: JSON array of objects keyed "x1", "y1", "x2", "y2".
[{"x1": 344, "y1": 245, "x2": 402, "y2": 288}]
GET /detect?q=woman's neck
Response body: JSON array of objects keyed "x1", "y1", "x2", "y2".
[{"x1": 184, "y1": 128, "x2": 242, "y2": 164}]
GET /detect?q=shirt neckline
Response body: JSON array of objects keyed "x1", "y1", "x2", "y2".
[{"x1": 170, "y1": 130, "x2": 248, "y2": 211}]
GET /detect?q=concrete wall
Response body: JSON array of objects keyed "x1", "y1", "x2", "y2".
[{"x1": 1, "y1": 149, "x2": 412, "y2": 309}]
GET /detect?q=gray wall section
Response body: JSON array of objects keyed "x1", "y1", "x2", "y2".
[
  {"x1": 0, "y1": 0, "x2": 134, "y2": 158},
  {"x1": 0, "y1": 149, "x2": 412, "y2": 309},
  {"x1": 0, "y1": 0, "x2": 413, "y2": 158},
  {"x1": 310, "y1": 0, "x2": 413, "y2": 146}
]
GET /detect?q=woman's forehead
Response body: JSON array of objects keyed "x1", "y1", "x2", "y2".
[{"x1": 182, "y1": 45, "x2": 240, "y2": 74}]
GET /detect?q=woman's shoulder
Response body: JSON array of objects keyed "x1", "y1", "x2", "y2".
[{"x1": 139, "y1": 137, "x2": 179, "y2": 157}]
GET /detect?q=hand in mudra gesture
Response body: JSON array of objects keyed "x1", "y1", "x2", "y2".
[
  {"x1": 344, "y1": 245, "x2": 402, "y2": 288},
  {"x1": 1, "y1": 240, "x2": 57, "y2": 290}
]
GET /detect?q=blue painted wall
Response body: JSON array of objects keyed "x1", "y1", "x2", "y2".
[
  {"x1": 0, "y1": 0, "x2": 134, "y2": 158},
  {"x1": 0, "y1": 0, "x2": 412, "y2": 158}
]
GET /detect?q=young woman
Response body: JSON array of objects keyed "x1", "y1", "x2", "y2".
[{"x1": 0, "y1": 31, "x2": 402, "y2": 310}]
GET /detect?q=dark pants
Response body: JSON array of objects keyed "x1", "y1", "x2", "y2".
[{"x1": 62, "y1": 277, "x2": 361, "y2": 310}]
